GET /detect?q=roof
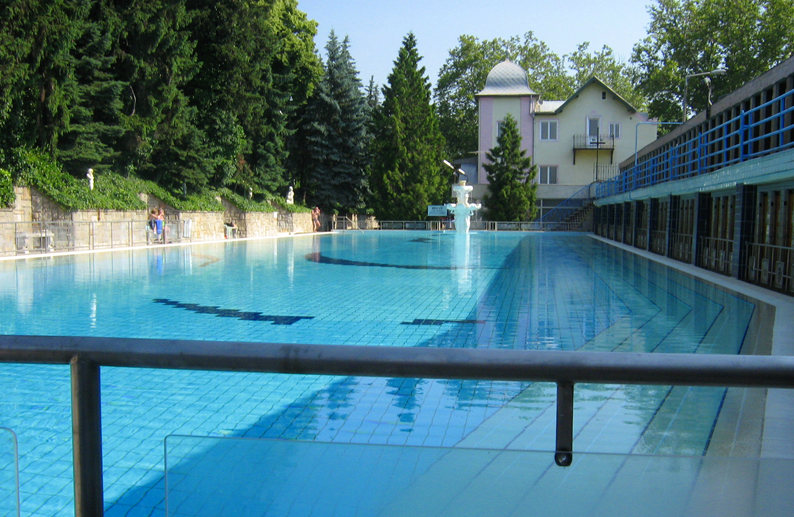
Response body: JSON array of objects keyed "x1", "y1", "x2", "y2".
[
  {"x1": 534, "y1": 100, "x2": 565, "y2": 114},
  {"x1": 551, "y1": 77, "x2": 639, "y2": 113},
  {"x1": 476, "y1": 60, "x2": 537, "y2": 97}
]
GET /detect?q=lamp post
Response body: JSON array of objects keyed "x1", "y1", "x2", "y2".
[
  {"x1": 682, "y1": 69, "x2": 727, "y2": 122},
  {"x1": 443, "y1": 159, "x2": 467, "y2": 183}
]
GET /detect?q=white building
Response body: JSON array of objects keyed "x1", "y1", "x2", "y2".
[{"x1": 473, "y1": 60, "x2": 657, "y2": 219}]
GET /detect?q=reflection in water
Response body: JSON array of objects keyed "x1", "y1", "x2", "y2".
[{"x1": 0, "y1": 233, "x2": 764, "y2": 517}]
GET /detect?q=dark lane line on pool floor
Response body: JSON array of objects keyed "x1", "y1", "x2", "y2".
[
  {"x1": 305, "y1": 252, "x2": 504, "y2": 270},
  {"x1": 153, "y1": 298, "x2": 313, "y2": 325}
]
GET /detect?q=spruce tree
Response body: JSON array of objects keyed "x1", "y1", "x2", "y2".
[
  {"x1": 116, "y1": 0, "x2": 206, "y2": 192},
  {"x1": 483, "y1": 114, "x2": 537, "y2": 221},
  {"x1": 295, "y1": 31, "x2": 370, "y2": 212},
  {"x1": 57, "y1": 0, "x2": 127, "y2": 176},
  {"x1": 0, "y1": 0, "x2": 88, "y2": 155},
  {"x1": 370, "y1": 33, "x2": 446, "y2": 221}
]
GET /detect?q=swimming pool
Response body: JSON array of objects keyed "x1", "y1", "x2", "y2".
[{"x1": 0, "y1": 232, "x2": 761, "y2": 516}]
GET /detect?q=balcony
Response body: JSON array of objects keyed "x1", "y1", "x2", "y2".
[{"x1": 572, "y1": 134, "x2": 615, "y2": 164}]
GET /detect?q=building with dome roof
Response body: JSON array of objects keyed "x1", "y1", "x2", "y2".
[{"x1": 473, "y1": 60, "x2": 657, "y2": 221}]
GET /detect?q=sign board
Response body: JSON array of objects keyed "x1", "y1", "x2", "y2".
[{"x1": 427, "y1": 205, "x2": 448, "y2": 217}]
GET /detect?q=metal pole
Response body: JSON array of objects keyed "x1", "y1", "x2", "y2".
[
  {"x1": 71, "y1": 355, "x2": 104, "y2": 517},
  {"x1": 555, "y1": 381, "x2": 574, "y2": 466}
]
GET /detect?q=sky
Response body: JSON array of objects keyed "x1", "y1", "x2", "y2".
[{"x1": 296, "y1": 0, "x2": 654, "y2": 90}]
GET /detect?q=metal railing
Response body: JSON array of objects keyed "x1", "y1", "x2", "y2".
[
  {"x1": 0, "y1": 220, "x2": 192, "y2": 256},
  {"x1": 698, "y1": 237, "x2": 734, "y2": 276},
  {"x1": 1, "y1": 335, "x2": 793, "y2": 516},
  {"x1": 670, "y1": 232, "x2": 694, "y2": 263},
  {"x1": 596, "y1": 84, "x2": 794, "y2": 199},
  {"x1": 746, "y1": 242, "x2": 794, "y2": 293},
  {"x1": 535, "y1": 184, "x2": 593, "y2": 231},
  {"x1": 573, "y1": 134, "x2": 615, "y2": 150}
]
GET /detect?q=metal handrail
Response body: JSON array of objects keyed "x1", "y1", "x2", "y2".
[
  {"x1": 1, "y1": 334, "x2": 793, "y2": 516},
  {"x1": 537, "y1": 184, "x2": 593, "y2": 228}
]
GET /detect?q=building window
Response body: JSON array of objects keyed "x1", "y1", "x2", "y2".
[
  {"x1": 609, "y1": 123, "x2": 621, "y2": 139},
  {"x1": 497, "y1": 120, "x2": 506, "y2": 138},
  {"x1": 540, "y1": 120, "x2": 558, "y2": 141},
  {"x1": 539, "y1": 165, "x2": 558, "y2": 184}
]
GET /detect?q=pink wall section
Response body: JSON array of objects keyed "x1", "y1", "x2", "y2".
[
  {"x1": 477, "y1": 96, "x2": 535, "y2": 185},
  {"x1": 478, "y1": 98, "x2": 493, "y2": 184},
  {"x1": 521, "y1": 97, "x2": 534, "y2": 157}
]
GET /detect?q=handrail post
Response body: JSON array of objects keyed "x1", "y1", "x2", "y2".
[
  {"x1": 71, "y1": 355, "x2": 104, "y2": 517},
  {"x1": 555, "y1": 381, "x2": 574, "y2": 467}
]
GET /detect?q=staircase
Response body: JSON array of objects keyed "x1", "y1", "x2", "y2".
[{"x1": 536, "y1": 185, "x2": 595, "y2": 231}]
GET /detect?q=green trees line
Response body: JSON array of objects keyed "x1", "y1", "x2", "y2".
[{"x1": 1, "y1": 0, "x2": 792, "y2": 220}]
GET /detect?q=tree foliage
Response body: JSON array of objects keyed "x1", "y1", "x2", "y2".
[
  {"x1": 632, "y1": 0, "x2": 794, "y2": 123},
  {"x1": 0, "y1": 0, "x2": 321, "y2": 198},
  {"x1": 568, "y1": 43, "x2": 646, "y2": 109},
  {"x1": 370, "y1": 33, "x2": 447, "y2": 221},
  {"x1": 434, "y1": 33, "x2": 642, "y2": 160},
  {"x1": 290, "y1": 31, "x2": 370, "y2": 213},
  {"x1": 482, "y1": 114, "x2": 537, "y2": 221}
]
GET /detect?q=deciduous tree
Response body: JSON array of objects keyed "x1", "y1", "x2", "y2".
[{"x1": 632, "y1": 0, "x2": 794, "y2": 123}]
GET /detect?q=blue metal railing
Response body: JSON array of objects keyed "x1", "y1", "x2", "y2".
[
  {"x1": 536, "y1": 184, "x2": 592, "y2": 229},
  {"x1": 596, "y1": 86, "x2": 794, "y2": 199}
]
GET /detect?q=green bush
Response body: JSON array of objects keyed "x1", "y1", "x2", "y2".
[
  {"x1": 12, "y1": 148, "x2": 140, "y2": 210},
  {"x1": 0, "y1": 168, "x2": 13, "y2": 208},
  {"x1": 219, "y1": 188, "x2": 277, "y2": 212},
  {"x1": 271, "y1": 196, "x2": 311, "y2": 213}
]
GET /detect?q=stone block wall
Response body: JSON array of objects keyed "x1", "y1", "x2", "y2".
[
  {"x1": 278, "y1": 211, "x2": 312, "y2": 233},
  {"x1": 177, "y1": 211, "x2": 225, "y2": 241},
  {"x1": 0, "y1": 187, "x2": 320, "y2": 255},
  {"x1": 30, "y1": 187, "x2": 69, "y2": 221},
  {"x1": 241, "y1": 211, "x2": 279, "y2": 237}
]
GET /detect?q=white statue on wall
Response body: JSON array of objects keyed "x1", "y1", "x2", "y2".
[
  {"x1": 87, "y1": 169, "x2": 94, "y2": 190},
  {"x1": 286, "y1": 186, "x2": 294, "y2": 204}
]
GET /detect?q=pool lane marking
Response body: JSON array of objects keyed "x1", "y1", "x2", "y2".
[
  {"x1": 305, "y1": 252, "x2": 503, "y2": 270},
  {"x1": 153, "y1": 298, "x2": 313, "y2": 325},
  {"x1": 401, "y1": 319, "x2": 485, "y2": 326}
]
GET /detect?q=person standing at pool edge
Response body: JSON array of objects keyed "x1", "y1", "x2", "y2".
[
  {"x1": 312, "y1": 207, "x2": 321, "y2": 232},
  {"x1": 157, "y1": 207, "x2": 166, "y2": 242}
]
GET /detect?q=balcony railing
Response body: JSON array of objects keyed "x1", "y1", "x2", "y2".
[{"x1": 573, "y1": 134, "x2": 615, "y2": 150}]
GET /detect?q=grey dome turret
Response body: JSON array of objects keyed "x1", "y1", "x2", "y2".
[{"x1": 476, "y1": 60, "x2": 536, "y2": 96}]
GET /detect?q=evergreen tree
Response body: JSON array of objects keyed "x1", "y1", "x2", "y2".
[
  {"x1": 370, "y1": 33, "x2": 446, "y2": 221},
  {"x1": 294, "y1": 32, "x2": 370, "y2": 212},
  {"x1": 188, "y1": 0, "x2": 321, "y2": 196},
  {"x1": 482, "y1": 114, "x2": 537, "y2": 221},
  {"x1": 116, "y1": 0, "x2": 206, "y2": 192},
  {"x1": 0, "y1": 0, "x2": 88, "y2": 155},
  {"x1": 56, "y1": 0, "x2": 127, "y2": 176}
]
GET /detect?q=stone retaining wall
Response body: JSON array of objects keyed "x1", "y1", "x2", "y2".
[{"x1": 0, "y1": 187, "x2": 321, "y2": 255}]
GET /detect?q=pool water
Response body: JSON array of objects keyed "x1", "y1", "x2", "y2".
[{"x1": 0, "y1": 232, "x2": 757, "y2": 516}]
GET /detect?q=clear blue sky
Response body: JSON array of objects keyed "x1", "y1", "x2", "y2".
[{"x1": 297, "y1": 0, "x2": 653, "y2": 90}]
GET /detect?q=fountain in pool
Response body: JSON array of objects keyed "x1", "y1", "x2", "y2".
[{"x1": 445, "y1": 181, "x2": 481, "y2": 233}]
